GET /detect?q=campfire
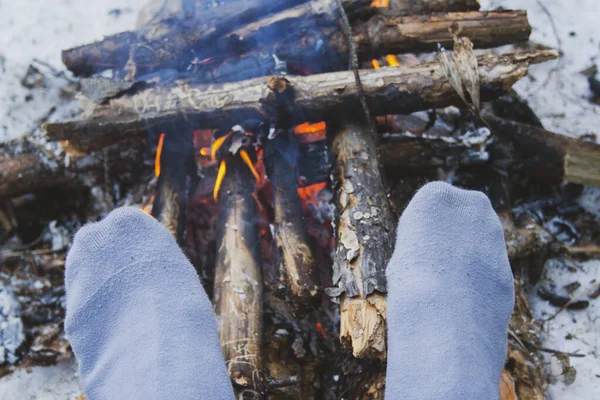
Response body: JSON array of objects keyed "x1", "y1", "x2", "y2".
[{"x1": 1, "y1": 0, "x2": 600, "y2": 399}]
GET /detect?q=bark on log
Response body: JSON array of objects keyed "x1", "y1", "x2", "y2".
[
  {"x1": 265, "y1": 130, "x2": 320, "y2": 313},
  {"x1": 44, "y1": 50, "x2": 557, "y2": 154},
  {"x1": 213, "y1": 155, "x2": 265, "y2": 397},
  {"x1": 326, "y1": 118, "x2": 395, "y2": 362}
]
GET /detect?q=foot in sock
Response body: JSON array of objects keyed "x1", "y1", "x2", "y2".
[
  {"x1": 385, "y1": 182, "x2": 514, "y2": 399},
  {"x1": 64, "y1": 207, "x2": 234, "y2": 400}
]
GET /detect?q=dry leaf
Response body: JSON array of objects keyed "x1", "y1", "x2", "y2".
[
  {"x1": 438, "y1": 48, "x2": 467, "y2": 104},
  {"x1": 438, "y1": 36, "x2": 481, "y2": 112},
  {"x1": 453, "y1": 37, "x2": 480, "y2": 112}
]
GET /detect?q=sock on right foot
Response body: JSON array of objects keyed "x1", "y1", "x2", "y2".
[{"x1": 385, "y1": 182, "x2": 514, "y2": 399}]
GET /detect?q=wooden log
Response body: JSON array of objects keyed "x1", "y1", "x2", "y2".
[
  {"x1": 354, "y1": 10, "x2": 531, "y2": 56},
  {"x1": 62, "y1": 32, "x2": 137, "y2": 78},
  {"x1": 265, "y1": 131, "x2": 320, "y2": 312},
  {"x1": 386, "y1": 0, "x2": 480, "y2": 15},
  {"x1": 0, "y1": 152, "x2": 68, "y2": 198},
  {"x1": 63, "y1": 0, "x2": 309, "y2": 78},
  {"x1": 263, "y1": 77, "x2": 320, "y2": 313},
  {"x1": 326, "y1": 117, "x2": 395, "y2": 363},
  {"x1": 213, "y1": 151, "x2": 265, "y2": 397},
  {"x1": 484, "y1": 114, "x2": 600, "y2": 187},
  {"x1": 150, "y1": 127, "x2": 195, "y2": 244},
  {"x1": 61, "y1": 0, "x2": 481, "y2": 77},
  {"x1": 44, "y1": 50, "x2": 557, "y2": 153}
]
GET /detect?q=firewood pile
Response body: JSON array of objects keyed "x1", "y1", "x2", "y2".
[{"x1": 1, "y1": 0, "x2": 599, "y2": 399}]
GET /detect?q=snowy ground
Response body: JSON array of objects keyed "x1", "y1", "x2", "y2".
[
  {"x1": 0, "y1": 0, "x2": 598, "y2": 399},
  {"x1": 482, "y1": 0, "x2": 600, "y2": 139}
]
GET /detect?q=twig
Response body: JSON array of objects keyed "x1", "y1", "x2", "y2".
[
  {"x1": 534, "y1": 346, "x2": 585, "y2": 358},
  {"x1": 544, "y1": 282, "x2": 600, "y2": 322},
  {"x1": 335, "y1": 0, "x2": 377, "y2": 143},
  {"x1": 531, "y1": 0, "x2": 562, "y2": 93}
]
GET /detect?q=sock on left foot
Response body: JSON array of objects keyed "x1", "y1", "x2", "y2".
[{"x1": 65, "y1": 207, "x2": 234, "y2": 400}]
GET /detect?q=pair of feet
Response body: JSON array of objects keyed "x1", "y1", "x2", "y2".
[{"x1": 65, "y1": 182, "x2": 514, "y2": 399}]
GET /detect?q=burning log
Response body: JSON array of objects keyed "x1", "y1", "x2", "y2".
[
  {"x1": 265, "y1": 130, "x2": 320, "y2": 312},
  {"x1": 326, "y1": 117, "x2": 395, "y2": 361},
  {"x1": 44, "y1": 50, "x2": 557, "y2": 154},
  {"x1": 61, "y1": 0, "x2": 484, "y2": 78},
  {"x1": 264, "y1": 77, "x2": 320, "y2": 313},
  {"x1": 212, "y1": 130, "x2": 264, "y2": 397},
  {"x1": 150, "y1": 127, "x2": 195, "y2": 243}
]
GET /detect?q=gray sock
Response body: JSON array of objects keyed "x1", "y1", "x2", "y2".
[
  {"x1": 64, "y1": 207, "x2": 234, "y2": 400},
  {"x1": 385, "y1": 182, "x2": 514, "y2": 399}
]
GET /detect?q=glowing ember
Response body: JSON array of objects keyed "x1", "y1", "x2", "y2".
[
  {"x1": 297, "y1": 182, "x2": 327, "y2": 208},
  {"x1": 386, "y1": 55, "x2": 400, "y2": 67},
  {"x1": 372, "y1": 59, "x2": 381, "y2": 69},
  {"x1": 199, "y1": 147, "x2": 210, "y2": 157},
  {"x1": 155, "y1": 133, "x2": 165, "y2": 177},
  {"x1": 295, "y1": 121, "x2": 326, "y2": 134},
  {"x1": 316, "y1": 322, "x2": 328, "y2": 340},
  {"x1": 214, "y1": 160, "x2": 227, "y2": 201},
  {"x1": 370, "y1": 0, "x2": 389, "y2": 7}
]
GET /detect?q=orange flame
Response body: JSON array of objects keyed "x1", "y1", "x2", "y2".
[
  {"x1": 214, "y1": 160, "x2": 227, "y2": 201},
  {"x1": 239, "y1": 149, "x2": 261, "y2": 183},
  {"x1": 386, "y1": 55, "x2": 400, "y2": 67},
  {"x1": 295, "y1": 121, "x2": 326, "y2": 135},
  {"x1": 199, "y1": 147, "x2": 210, "y2": 157},
  {"x1": 370, "y1": 0, "x2": 389, "y2": 7},
  {"x1": 297, "y1": 182, "x2": 327, "y2": 208},
  {"x1": 372, "y1": 59, "x2": 381, "y2": 69},
  {"x1": 155, "y1": 133, "x2": 165, "y2": 177},
  {"x1": 211, "y1": 131, "x2": 233, "y2": 161}
]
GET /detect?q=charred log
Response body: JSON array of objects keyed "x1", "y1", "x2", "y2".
[
  {"x1": 61, "y1": 0, "x2": 484, "y2": 78},
  {"x1": 213, "y1": 155, "x2": 265, "y2": 397},
  {"x1": 264, "y1": 77, "x2": 320, "y2": 313},
  {"x1": 44, "y1": 50, "x2": 557, "y2": 154},
  {"x1": 326, "y1": 117, "x2": 395, "y2": 363},
  {"x1": 63, "y1": 0, "x2": 309, "y2": 78},
  {"x1": 150, "y1": 127, "x2": 195, "y2": 244}
]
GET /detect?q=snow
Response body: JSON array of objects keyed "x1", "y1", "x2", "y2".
[
  {"x1": 481, "y1": 0, "x2": 600, "y2": 139},
  {"x1": 0, "y1": 0, "x2": 146, "y2": 143},
  {"x1": 530, "y1": 260, "x2": 600, "y2": 399},
  {"x1": 0, "y1": 359, "x2": 81, "y2": 400}
]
